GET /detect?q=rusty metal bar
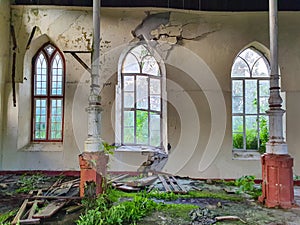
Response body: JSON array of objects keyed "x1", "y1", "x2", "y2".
[{"x1": 10, "y1": 25, "x2": 17, "y2": 107}]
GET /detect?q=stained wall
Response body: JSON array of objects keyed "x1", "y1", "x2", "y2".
[{"x1": 1, "y1": 6, "x2": 300, "y2": 178}]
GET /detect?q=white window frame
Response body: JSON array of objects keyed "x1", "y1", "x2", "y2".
[
  {"x1": 231, "y1": 47, "x2": 270, "y2": 157},
  {"x1": 115, "y1": 43, "x2": 168, "y2": 153}
]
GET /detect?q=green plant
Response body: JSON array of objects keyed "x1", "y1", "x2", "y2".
[
  {"x1": 102, "y1": 142, "x2": 116, "y2": 155},
  {"x1": 0, "y1": 210, "x2": 17, "y2": 224},
  {"x1": 147, "y1": 189, "x2": 178, "y2": 201},
  {"x1": 233, "y1": 117, "x2": 269, "y2": 153},
  {"x1": 77, "y1": 188, "x2": 161, "y2": 225},
  {"x1": 16, "y1": 173, "x2": 50, "y2": 193},
  {"x1": 234, "y1": 175, "x2": 262, "y2": 199}
]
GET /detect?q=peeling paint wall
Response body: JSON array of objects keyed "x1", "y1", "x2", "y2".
[
  {"x1": 0, "y1": 0, "x2": 11, "y2": 170},
  {"x1": 2, "y1": 6, "x2": 300, "y2": 178}
]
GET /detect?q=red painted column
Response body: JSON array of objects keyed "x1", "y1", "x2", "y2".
[
  {"x1": 259, "y1": 154, "x2": 294, "y2": 208},
  {"x1": 79, "y1": 152, "x2": 109, "y2": 197}
]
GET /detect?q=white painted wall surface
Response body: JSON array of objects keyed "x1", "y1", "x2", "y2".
[{"x1": 1, "y1": 6, "x2": 300, "y2": 178}]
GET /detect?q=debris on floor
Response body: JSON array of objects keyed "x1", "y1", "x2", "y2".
[{"x1": 11, "y1": 178, "x2": 80, "y2": 224}]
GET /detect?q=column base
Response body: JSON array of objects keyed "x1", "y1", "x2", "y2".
[
  {"x1": 259, "y1": 153, "x2": 295, "y2": 209},
  {"x1": 79, "y1": 151, "x2": 109, "y2": 197}
]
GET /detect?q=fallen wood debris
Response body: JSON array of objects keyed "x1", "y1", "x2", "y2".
[
  {"x1": 215, "y1": 215, "x2": 247, "y2": 223},
  {"x1": 32, "y1": 200, "x2": 67, "y2": 219},
  {"x1": 158, "y1": 175, "x2": 187, "y2": 194},
  {"x1": 126, "y1": 175, "x2": 158, "y2": 187},
  {"x1": 11, "y1": 177, "x2": 81, "y2": 224}
]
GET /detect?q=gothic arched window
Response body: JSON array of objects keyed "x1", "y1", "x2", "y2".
[
  {"x1": 32, "y1": 43, "x2": 65, "y2": 141},
  {"x1": 231, "y1": 47, "x2": 270, "y2": 152},
  {"x1": 121, "y1": 44, "x2": 163, "y2": 147}
]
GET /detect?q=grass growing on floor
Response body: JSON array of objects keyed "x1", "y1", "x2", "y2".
[
  {"x1": 77, "y1": 186, "x2": 245, "y2": 225},
  {"x1": 0, "y1": 210, "x2": 17, "y2": 224}
]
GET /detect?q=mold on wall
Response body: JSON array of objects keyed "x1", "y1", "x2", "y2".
[{"x1": 2, "y1": 6, "x2": 300, "y2": 178}]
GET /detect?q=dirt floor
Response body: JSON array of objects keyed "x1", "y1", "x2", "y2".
[{"x1": 0, "y1": 174, "x2": 300, "y2": 225}]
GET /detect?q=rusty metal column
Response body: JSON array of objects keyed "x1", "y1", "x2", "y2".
[
  {"x1": 80, "y1": 0, "x2": 108, "y2": 197},
  {"x1": 259, "y1": 0, "x2": 294, "y2": 208}
]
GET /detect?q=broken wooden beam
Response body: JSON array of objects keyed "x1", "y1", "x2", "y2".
[
  {"x1": 158, "y1": 175, "x2": 171, "y2": 192},
  {"x1": 32, "y1": 200, "x2": 67, "y2": 219}
]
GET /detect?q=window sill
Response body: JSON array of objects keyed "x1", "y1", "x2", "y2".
[
  {"x1": 115, "y1": 145, "x2": 164, "y2": 153},
  {"x1": 19, "y1": 142, "x2": 63, "y2": 152},
  {"x1": 232, "y1": 150, "x2": 262, "y2": 160}
]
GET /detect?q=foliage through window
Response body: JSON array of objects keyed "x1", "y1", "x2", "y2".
[
  {"x1": 32, "y1": 43, "x2": 65, "y2": 141},
  {"x1": 231, "y1": 47, "x2": 270, "y2": 153},
  {"x1": 121, "y1": 44, "x2": 162, "y2": 147}
]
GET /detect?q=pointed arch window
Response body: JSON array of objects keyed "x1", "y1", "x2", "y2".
[
  {"x1": 32, "y1": 43, "x2": 65, "y2": 141},
  {"x1": 231, "y1": 47, "x2": 270, "y2": 152},
  {"x1": 120, "y1": 44, "x2": 162, "y2": 147}
]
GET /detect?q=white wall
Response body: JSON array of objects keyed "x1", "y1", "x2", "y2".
[
  {"x1": 0, "y1": 0, "x2": 10, "y2": 170},
  {"x1": 1, "y1": 6, "x2": 300, "y2": 178}
]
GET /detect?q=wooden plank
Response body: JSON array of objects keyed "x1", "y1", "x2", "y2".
[
  {"x1": 31, "y1": 195, "x2": 82, "y2": 200},
  {"x1": 171, "y1": 176, "x2": 187, "y2": 193},
  {"x1": 126, "y1": 175, "x2": 158, "y2": 187},
  {"x1": 28, "y1": 190, "x2": 43, "y2": 219},
  {"x1": 12, "y1": 191, "x2": 34, "y2": 225},
  {"x1": 116, "y1": 184, "x2": 140, "y2": 192},
  {"x1": 164, "y1": 176, "x2": 180, "y2": 192},
  {"x1": 18, "y1": 218, "x2": 40, "y2": 224},
  {"x1": 12, "y1": 199, "x2": 29, "y2": 225},
  {"x1": 108, "y1": 174, "x2": 130, "y2": 184},
  {"x1": 33, "y1": 200, "x2": 67, "y2": 219},
  {"x1": 158, "y1": 175, "x2": 171, "y2": 192}
]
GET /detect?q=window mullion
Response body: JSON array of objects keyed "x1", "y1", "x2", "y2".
[
  {"x1": 134, "y1": 75, "x2": 137, "y2": 144},
  {"x1": 46, "y1": 57, "x2": 51, "y2": 141},
  {"x1": 148, "y1": 76, "x2": 150, "y2": 146},
  {"x1": 243, "y1": 79, "x2": 246, "y2": 150}
]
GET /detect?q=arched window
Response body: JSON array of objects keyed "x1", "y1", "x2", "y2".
[
  {"x1": 120, "y1": 44, "x2": 163, "y2": 147},
  {"x1": 231, "y1": 47, "x2": 270, "y2": 152},
  {"x1": 32, "y1": 43, "x2": 65, "y2": 141}
]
